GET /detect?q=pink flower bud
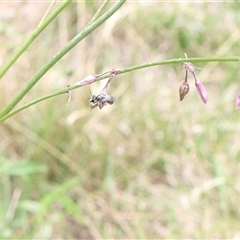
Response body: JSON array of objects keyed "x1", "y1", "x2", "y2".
[
  {"x1": 74, "y1": 75, "x2": 97, "y2": 86},
  {"x1": 236, "y1": 91, "x2": 240, "y2": 110},
  {"x1": 179, "y1": 81, "x2": 190, "y2": 101},
  {"x1": 195, "y1": 79, "x2": 208, "y2": 104}
]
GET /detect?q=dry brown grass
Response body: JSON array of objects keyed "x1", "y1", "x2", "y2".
[{"x1": 0, "y1": 1, "x2": 240, "y2": 239}]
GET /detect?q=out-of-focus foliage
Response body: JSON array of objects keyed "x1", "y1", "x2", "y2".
[{"x1": 0, "y1": 1, "x2": 240, "y2": 239}]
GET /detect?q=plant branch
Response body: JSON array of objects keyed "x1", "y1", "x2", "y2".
[
  {"x1": 0, "y1": 0, "x2": 126, "y2": 119},
  {"x1": 121, "y1": 56, "x2": 240, "y2": 74},
  {"x1": 0, "y1": 56, "x2": 239, "y2": 123},
  {"x1": 0, "y1": 0, "x2": 72, "y2": 79}
]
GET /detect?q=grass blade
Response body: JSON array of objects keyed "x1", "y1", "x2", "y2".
[{"x1": 0, "y1": 0, "x2": 72, "y2": 79}]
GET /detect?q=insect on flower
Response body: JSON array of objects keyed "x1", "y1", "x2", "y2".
[
  {"x1": 89, "y1": 92, "x2": 116, "y2": 110},
  {"x1": 88, "y1": 69, "x2": 119, "y2": 110}
]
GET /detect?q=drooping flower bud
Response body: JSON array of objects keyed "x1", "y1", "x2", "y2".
[
  {"x1": 179, "y1": 81, "x2": 190, "y2": 101},
  {"x1": 236, "y1": 91, "x2": 240, "y2": 110},
  {"x1": 195, "y1": 79, "x2": 208, "y2": 104}
]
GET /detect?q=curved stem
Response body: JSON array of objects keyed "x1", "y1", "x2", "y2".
[
  {"x1": 120, "y1": 56, "x2": 240, "y2": 74},
  {"x1": 0, "y1": 90, "x2": 67, "y2": 123},
  {"x1": 0, "y1": 0, "x2": 126, "y2": 119},
  {"x1": 0, "y1": 0, "x2": 71, "y2": 79},
  {"x1": 0, "y1": 56, "x2": 239, "y2": 123}
]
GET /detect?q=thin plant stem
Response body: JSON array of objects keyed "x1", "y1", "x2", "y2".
[
  {"x1": 0, "y1": 0, "x2": 71, "y2": 79},
  {"x1": 0, "y1": 0, "x2": 126, "y2": 119},
  {"x1": 37, "y1": 0, "x2": 56, "y2": 27},
  {"x1": 0, "y1": 56, "x2": 239, "y2": 123},
  {"x1": 120, "y1": 56, "x2": 240, "y2": 74},
  {"x1": 87, "y1": 0, "x2": 110, "y2": 26}
]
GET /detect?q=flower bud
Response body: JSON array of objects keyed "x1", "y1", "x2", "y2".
[
  {"x1": 236, "y1": 91, "x2": 240, "y2": 110},
  {"x1": 179, "y1": 81, "x2": 190, "y2": 101},
  {"x1": 74, "y1": 75, "x2": 97, "y2": 86},
  {"x1": 195, "y1": 79, "x2": 208, "y2": 104}
]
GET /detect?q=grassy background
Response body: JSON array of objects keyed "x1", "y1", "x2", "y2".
[{"x1": 1, "y1": 1, "x2": 240, "y2": 239}]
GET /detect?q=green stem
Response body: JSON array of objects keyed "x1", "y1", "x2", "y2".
[
  {"x1": 121, "y1": 56, "x2": 240, "y2": 74},
  {"x1": 0, "y1": 56, "x2": 239, "y2": 123},
  {"x1": 0, "y1": 0, "x2": 126, "y2": 119},
  {"x1": 87, "y1": 0, "x2": 110, "y2": 26},
  {"x1": 37, "y1": 0, "x2": 56, "y2": 27},
  {"x1": 0, "y1": 0, "x2": 71, "y2": 79}
]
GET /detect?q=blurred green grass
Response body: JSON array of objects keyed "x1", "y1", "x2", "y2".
[{"x1": 1, "y1": 1, "x2": 240, "y2": 239}]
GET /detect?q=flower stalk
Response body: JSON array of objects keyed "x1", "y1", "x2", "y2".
[{"x1": 0, "y1": 56, "x2": 240, "y2": 122}]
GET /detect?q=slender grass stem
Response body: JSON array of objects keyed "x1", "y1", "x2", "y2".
[
  {"x1": 87, "y1": 0, "x2": 110, "y2": 26},
  {"x1": 0, "y1": 0, "x2": 71, "y2": 79},
  {"x1": 0, "y1": 56, "x2": 239, "y2": 123},
  {"x1": 0, "y1": 0, "x2": 126, "y2": 119},
  {"x1": 121, "y1": 56, "x2": 240, "y2": 74},
  {"x1": 37, "y1": 0, "x2": 56, "y2": 27}
]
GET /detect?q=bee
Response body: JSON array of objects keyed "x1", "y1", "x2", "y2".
[{"x1": 89, "y1": 92, "x2": 116, "y2": 109}]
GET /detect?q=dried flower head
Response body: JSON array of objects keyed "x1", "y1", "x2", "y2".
[{"x1": 179, "y1": 81, "x2": 190, "y2": 101}]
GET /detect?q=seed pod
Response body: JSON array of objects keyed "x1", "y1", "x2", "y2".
[{"x1": 179, "y1": 81, "x2": 190, "y2": 101}]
